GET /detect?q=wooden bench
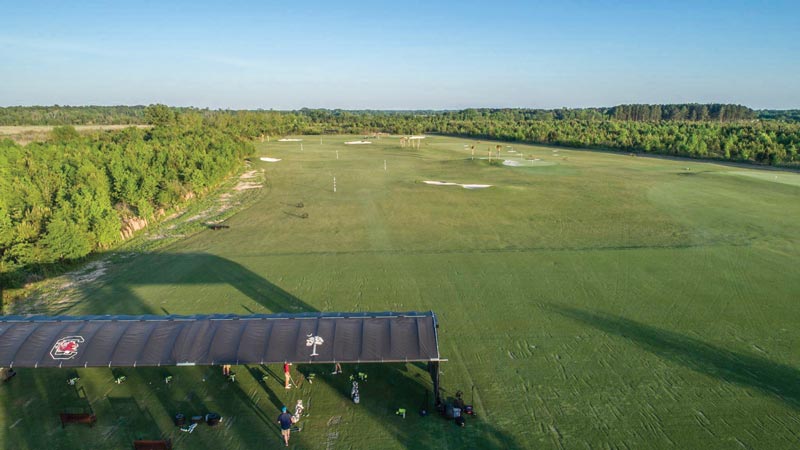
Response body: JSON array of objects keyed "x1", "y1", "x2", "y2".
[
  {"x1": 59, "y1": 412, "x2": 97, "y2": 428},
  {"x1": 133, "y1": 439, "x2": 172, "y2": 450}
]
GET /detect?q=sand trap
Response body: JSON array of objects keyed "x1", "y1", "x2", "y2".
[
  {"x1": 344, "y1": 141, "x2": 372, "y2": 145},
  {"x1": 423, "y1": 180, "x2": 492, "y2": 189},
  {"x1": 424, "y1": 181, "x2": 459, "y2": 186},
  {"x1": 409, "y1": 135, "x2": 426, "y2": 140},
  {"x1": 503, "y1": 160, "x2": 522, "y2": 166},
  {"x1": 278, "y1": 138, "x2": 302, "y2": 142},
  {"x1": 260, "y1": 157, "x2": 282, "y2": 162}
]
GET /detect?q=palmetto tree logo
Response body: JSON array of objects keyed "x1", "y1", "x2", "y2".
[{"x1": 306, "y1": 334, "x2": 324, "y2": 357}]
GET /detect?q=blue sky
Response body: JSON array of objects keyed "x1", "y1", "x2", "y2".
[{"x1": 1, "y1": 0, "x2": 798, "y2": 109}]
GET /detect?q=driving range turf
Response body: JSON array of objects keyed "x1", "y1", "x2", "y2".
[{"x1": 2, "y1": 135, "x2": 799, "y2": 449}]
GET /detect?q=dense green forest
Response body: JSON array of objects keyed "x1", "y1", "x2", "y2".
[
  {"x1": 0, "y1": 111, "x2": 252, "y2": 288},
  {"x1": 429, "y1": 115, "x2": 799, "y2": 165}
]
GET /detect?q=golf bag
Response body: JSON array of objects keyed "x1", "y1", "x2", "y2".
[
  {"x1": 351, "y1": 381, "x2": 360, "y2": 404},
  {"x1": 293, "y1": 400, "x2": 304, "y2": 423},
  {"x1": 205, "y1": 413, "x2": 222, "y2": 426}
]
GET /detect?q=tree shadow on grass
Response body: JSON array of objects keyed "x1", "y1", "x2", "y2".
[
  {"x1": 547, "y1": 304, "x2": 800, "y2": 411},
  {"x1": 37, "y1": 252, "x2": 317, "y2": 317}
]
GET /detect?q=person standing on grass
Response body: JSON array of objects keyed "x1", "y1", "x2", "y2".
[
  {"x1": 331, "y1": 362, "x2": 342, "y2": 375},
  {"x1": 222, "y1": 364, "x2": 231, "y2": 376},
  {"x1": 284, "y1": 362, "x2": 292, "y2": 389},
  {"x1": 277, "y1": 406, "x2": 293, "y2": 447}
]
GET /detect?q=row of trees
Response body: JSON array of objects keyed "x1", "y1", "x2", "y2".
[
  {"x1": 0, "y1": 104, "x2": 783, "y2": 127},
  {"x1": 759, "y1": 110, "x2": 800, "y2": 122},
  {"x1": 609, "y1": 104, "x2": 756, "y2": 122},
  {"x1": 431, "y1": 117, "x2": 799, "y2": 165},
  {"x1": 3, "y1": 105, "x2": 795, "y2": 172},
  {"x1": 1, "y1": 116, "x2": 253, "y2": 287},
  {"x1": 201, "y1": 108, "x2": 799, "y2": 166}
]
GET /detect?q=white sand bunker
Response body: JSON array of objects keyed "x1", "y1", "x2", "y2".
[
  {"x1": 423, "y1": 180, "x2": 492, "y2": 189},
  {"x1": 278, "y1": 138, "x2": 302, "y2": 142},
  {"x1": 260, "y1": 157, "x2": 282, "y2": 162},
  {"x1": 424, "y1": 181, "x2": 459, "y2": 186},
  {"x1": 344, "y1": 141, "x2": 372, "y2": 145},
  {"x1": 409, "y1": 136, "x2": 426, "y2": 140}
]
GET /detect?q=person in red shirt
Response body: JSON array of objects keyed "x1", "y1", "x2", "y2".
[{"x1": 284, "y1": 362, "x2": 292, "y2": 389}]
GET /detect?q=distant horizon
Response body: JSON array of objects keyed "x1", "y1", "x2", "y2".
[
  {"x1": 3, "y1": 1, "x2": 798, "y2": 110},
  {"x1": 0, "y1": 102, "x2": 796, "y2": 112}
]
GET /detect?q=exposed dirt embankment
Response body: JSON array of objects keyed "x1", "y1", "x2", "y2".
[{"x1": 120, "y1": 216, "x2": 149, "y2": 240}]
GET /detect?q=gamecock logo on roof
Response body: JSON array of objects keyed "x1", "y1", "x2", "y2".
[{"x1": 50, "y1": 336, "x2": 85, "y2": 360}]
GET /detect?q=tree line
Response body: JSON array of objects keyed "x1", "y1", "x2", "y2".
[
  {"x1": 1, "y1": 112, "x2": 253, "y2": 288},
  {"x1": 201, "y1": 108, "x2": 799, "y2": 166},
  {"x1": 0, "y1": 103, "x2": 781, "y2": 127}
]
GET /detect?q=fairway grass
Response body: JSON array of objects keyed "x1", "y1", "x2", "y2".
[{"x1": 3, "y1": 136, "x2": 799, "y2": 449}]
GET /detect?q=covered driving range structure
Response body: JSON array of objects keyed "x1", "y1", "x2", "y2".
[{"x1": 0, "y1": 311, "x2": 443, "y2": 402}]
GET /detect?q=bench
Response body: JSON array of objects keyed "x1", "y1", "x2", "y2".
[
  {"x1": 59, "y1": 412, "x2": 97, "y2": 428},
  {"x1": 133, "y1": 439, "x2": 172, "y2": 450}
]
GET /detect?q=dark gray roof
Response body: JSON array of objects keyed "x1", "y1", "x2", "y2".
[{"x1": 0, "y1": 311, "x2": 441, "y2": 368}]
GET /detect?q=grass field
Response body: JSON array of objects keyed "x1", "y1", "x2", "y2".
[
  {"x1": 0, "y1": 125, "x2": 151, "y2": 144},
  {"x1": 2, "y1": 135, "x2": 799, "y2": 449}
]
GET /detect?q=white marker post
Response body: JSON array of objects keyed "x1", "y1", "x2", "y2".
[
  {"x1": 333, "y1": 177, "x2": 337, "y2": 193},
  {"x1": 336, "y1": 150, "x2": 339, "y2": 160},
  {"x1": 384, "y1": 160, "x2": 387, "y2": 172},
  {"x1": 301, "y1": 143, "x2": 304, "y2": 151}
]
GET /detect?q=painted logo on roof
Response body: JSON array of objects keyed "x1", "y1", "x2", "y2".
[
  {"x1": 50, "y1": 336, "x2": 85, "y2": 360},
  {"x1": 306, "y1": 334, "x2": 324, "y2": 357}
]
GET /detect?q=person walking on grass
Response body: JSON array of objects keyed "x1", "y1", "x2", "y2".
[
  {"x1": 284, "y1": 362, "x2": 293, "y2": 389},
  {"x1": 277, "y1": 405, "x2": 293, "y2": 447},
  {"x1": 331, "y1": 362, "x2": 342, "y2": 375},
  {"x1": 222, "y1": 364, "x2": 231, "y2": 377}
]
